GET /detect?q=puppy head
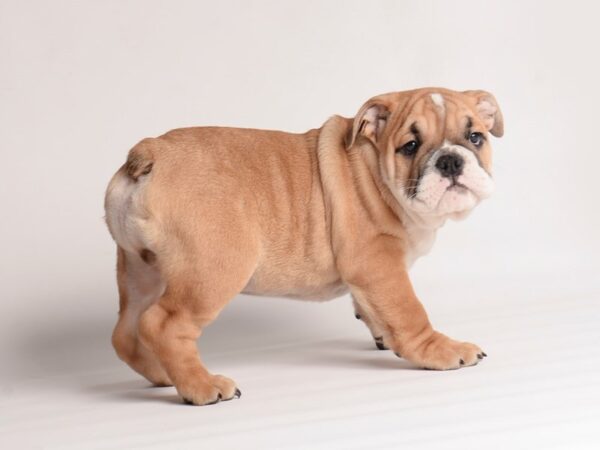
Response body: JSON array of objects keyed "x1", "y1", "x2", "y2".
[{"x1": 348, "y1": 88, "x2": 503, "y2": 222}]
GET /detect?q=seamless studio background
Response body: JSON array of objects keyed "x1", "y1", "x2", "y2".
[{"x1": 1, "y1": 1, "x2": 599, "y2": 449}]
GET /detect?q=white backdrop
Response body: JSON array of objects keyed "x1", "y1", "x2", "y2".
[{"x1": 2, "y1": 1, "x2": 599, "y2": 448}]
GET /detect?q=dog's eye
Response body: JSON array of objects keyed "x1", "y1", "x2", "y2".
[
  {"x1": 469, "y1": 132, "x2": 484, "y2": 147},
  {"x1": 396, "y1": 140, "x2": 419, "y2": 157}
]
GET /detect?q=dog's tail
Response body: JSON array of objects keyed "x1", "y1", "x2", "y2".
[{"x1": 124, "y1": 139, "x2": 155, "y2": 181}]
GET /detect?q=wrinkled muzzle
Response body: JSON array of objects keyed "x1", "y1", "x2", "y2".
[{"x1": 406, "y1": 143, "x2": 494, "y2": 218}]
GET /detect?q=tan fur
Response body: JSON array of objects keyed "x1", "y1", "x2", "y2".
[{"x1": 105, "y1": 87, "x2": 503, "y2": 405}]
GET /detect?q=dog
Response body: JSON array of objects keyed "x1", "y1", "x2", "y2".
[{"x1": 105, "y1": 87, "x2": 503, "y2": 405}]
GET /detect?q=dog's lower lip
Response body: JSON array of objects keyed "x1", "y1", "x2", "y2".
[{"x1": 448, "y1": 182, "x2": 468, "y2": 192}]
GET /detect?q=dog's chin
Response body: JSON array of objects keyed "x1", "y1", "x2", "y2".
[
  {"x1": 435, "y1": 185, "x2": 479, "y2": 218},
  {"x1": 402, "y1": 183, "x2": 480, "y2": 222}
]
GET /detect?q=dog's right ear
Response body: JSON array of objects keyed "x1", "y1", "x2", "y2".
[{"x1": 347, "y1": 100, "x2": 390, "y2": 148}]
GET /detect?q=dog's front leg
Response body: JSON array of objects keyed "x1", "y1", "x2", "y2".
[{"x1": 347, "y1": 243, "x2": 486, "y2": 370}]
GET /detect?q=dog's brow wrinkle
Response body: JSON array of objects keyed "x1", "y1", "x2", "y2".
[{"x1": 410, "y1": 122, "x2": 420, "y2": 136}]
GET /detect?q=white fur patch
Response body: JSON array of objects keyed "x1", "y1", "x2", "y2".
[
  {"x1": 105, "y1": 171, "x2": 150, "y2": 254},
  {"x1": 402, "y1": 220, "x2": 438, "y2": 268},
  {"x1": 430, "y1": 93, "x2": 445, "y2": 109},
  {"x1": 430, "y1": 93, "x2": 446, "y2": 119}
]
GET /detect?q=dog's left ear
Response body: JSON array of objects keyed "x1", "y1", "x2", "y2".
[
  {"x1": 463, "y1": 90, "x2": 504, "y2": 137},
  {"x1": 347, "y1": 100, "x2": 391, "y2": 148}
]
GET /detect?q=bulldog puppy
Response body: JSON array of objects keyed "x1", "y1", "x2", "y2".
[{"x1": 105, "y1": 87, "x2": 503, "y2": 405}]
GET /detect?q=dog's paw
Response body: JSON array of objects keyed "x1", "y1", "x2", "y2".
[
  {"x1": 178, "y1": 374, "x2": 241, "y2": 406},
  {"x1": 401, "y1": 331, "x2": 486, "y2": 370},
  {"x1": 210, "y1": 374, "x2": 241, "y2": 400}
]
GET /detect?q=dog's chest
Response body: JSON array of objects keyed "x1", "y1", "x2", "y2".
[{"x1": 403, "y1": 224, "x2": 438, "y2": 268}]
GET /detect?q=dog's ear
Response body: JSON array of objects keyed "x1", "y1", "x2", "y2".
[
  {"x1": 347, "y1": 100, "x2": 391, "y2": 148},
  {"x1": 463, "y1": 90, "x2": 504, "y2": 137}
]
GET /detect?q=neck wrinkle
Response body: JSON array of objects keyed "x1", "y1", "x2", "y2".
[
  {"x1": 350, "y1": 142, "x2": 406, "y2": 236},
  {"x1": 316, "y1": 115, "x2": 406, "y2": 244},
  {"x1": 315, "y1": 115, "x2": 353, "y2": 255}
]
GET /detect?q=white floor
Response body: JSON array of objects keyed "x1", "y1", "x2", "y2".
[{"x1": 1, "y1": 274, "x2": 599, "y2": 450}]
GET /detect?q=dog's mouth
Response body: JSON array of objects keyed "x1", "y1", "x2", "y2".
[{"x1": 446, "y1": 179, "x2": 470, "y2": 193}]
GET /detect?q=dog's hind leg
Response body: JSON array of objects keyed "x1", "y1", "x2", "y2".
[
  {"x1": 138, "y1": 231, "x2": 258, "y2": 406},
  {"x1": 112, "y1": 246, "x2": 172, "y2": 386}
]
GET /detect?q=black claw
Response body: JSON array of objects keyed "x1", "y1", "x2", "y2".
[
  {"x1": 376, "y1": 341, "x2": 388, "y2": 351},
  {"x1": 459, "y1": 359, "x2": 465, "y2": 365},
  {"x1": 183, "y1": 397, "x2": 194, "y2": 405},
  {"x1": 482, "y1": 352, "x2": 488, "y2": 357},
  {"x1": 234, "y1": 388, "x2": 242, "y2": 399},
  {"x1": 373, "y1": 336, "x2": 387, "y2": 350},
  {"x1": 394, "y1": 352, "x2": 402, "y2": 358},
  {"x1": 355, "y1": 313, "x2": 361, "y2": 320},
  {"x1": 206, "y1": 393, "x2": 222, "y2": 405},
  {"x1": 477, "y1": 354, "x2": 483, "y2": 359}
]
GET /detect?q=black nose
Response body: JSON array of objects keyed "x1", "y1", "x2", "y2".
[{"x1": 435, "y1": 153, "x2": 464, "y2": 178}]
